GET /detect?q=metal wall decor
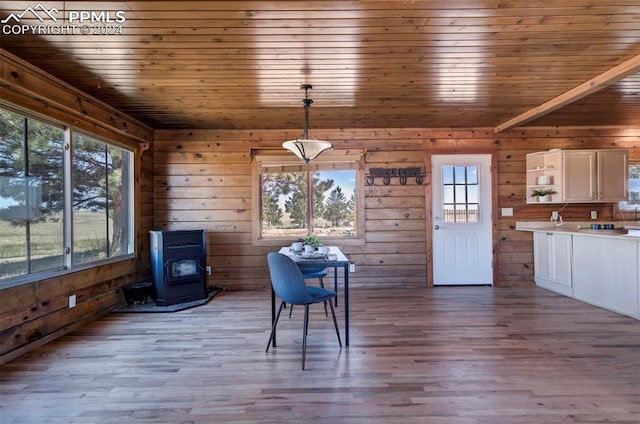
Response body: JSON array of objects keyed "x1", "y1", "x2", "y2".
[{"x1": 365, "y1": 167, "x2": 425, "y2": 185}]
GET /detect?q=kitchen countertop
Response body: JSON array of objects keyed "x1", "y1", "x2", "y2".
[{"x1": 516, "y1": 221, "x2": 640, "y2": 238}]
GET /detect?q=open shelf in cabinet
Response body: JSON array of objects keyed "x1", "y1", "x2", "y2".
[{"x1": 526, "y1": 150, "x2": 562, "y2": 204}]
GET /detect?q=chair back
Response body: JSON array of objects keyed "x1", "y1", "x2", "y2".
[{"x1": 267, "y1": 252, "x2": 314, "y2": 305}]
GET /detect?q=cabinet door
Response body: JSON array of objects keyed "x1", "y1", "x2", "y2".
[
  {"x1": 563, "y1": 151, "x2": 596, "y2": 202},
  {"x1": 597, "y1": 150, "x2": 628, "y2": 201},
  {"x1": 573, "y1": 236, "x2": 639, "y2": 318},
  {"x1": 550, "y1": 233, "x2": 572, "y2": 287},
  {"x1": 533, "y1": 232, "x2": 551, "y2": 281},
  {"x1": 533, "y1": 232, "x2": 572, "y2": 295}
]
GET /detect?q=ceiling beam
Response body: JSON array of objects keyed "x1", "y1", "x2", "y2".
[{"x1": 494, "y1": 54, "x2": 640, "y2": 133}]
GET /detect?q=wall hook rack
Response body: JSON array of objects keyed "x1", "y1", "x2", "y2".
[{"x1": 365, "y1": 167, "x2": 425, "y2": 186}]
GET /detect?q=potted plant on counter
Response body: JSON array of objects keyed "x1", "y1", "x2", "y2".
[{"x1": 531, "y1": 188, "x2": 557, "y2": 203}]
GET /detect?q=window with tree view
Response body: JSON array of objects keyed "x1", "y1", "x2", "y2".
[
  {"x1": 72, "y1": 133, "x2": 133, "y2": 265},
  {"x1": 260, "y1": 165, "x2": 357, "y2": 239},
  {"x1": 0, "y1": 106, "x2": 134, "y2": 285},
  {"x1": 620, "y1": 161, "x2": 639, "y2": 212},
  {"x1": 0, "y1": 108, "x2": 65, "y2": 279}
]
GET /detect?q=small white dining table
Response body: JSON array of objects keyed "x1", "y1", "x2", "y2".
[{"x1": 274, "y1": 245, "x2": 352, "y2": 347}]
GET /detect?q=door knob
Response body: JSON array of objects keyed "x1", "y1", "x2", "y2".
[{"x1": 434, "y1": 225, "x2": 440, "y2": 230}]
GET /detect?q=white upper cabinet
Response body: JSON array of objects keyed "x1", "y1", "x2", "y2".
[
  {"x1": 563, "y1": 150, "x2": 597, "y2": 202},
  {"x1": 596, "y1": 150, "x2": 629, "y2": 202},
  {"x1": 526, "y1": 149, "x2": 628, "y2": 204}
]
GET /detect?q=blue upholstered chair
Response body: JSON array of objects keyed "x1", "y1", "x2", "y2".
[
  {"x1": 266, "y1": 252, "x2": 342, "y2": 370},
  {"x1": 290, "y1": 264, "x2": 329, "y2": 317}
]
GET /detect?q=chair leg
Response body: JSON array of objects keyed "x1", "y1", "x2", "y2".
[
  {"x1": 319, "y1": 277, "x2": 328, "y2": 317},
  {"x1": 302, "y1": 304, "x2": 309, "y2": 370},
  {"x1": 328, "y1": 300, "x2": 342, "y2": 348},
  {"x1": 266, "y1": 301, "x2": 285, "y2": 353}
]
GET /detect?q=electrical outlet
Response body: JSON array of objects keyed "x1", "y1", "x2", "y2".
[
  {"x1": 349, "y1": 263, "x2": 355, "y2": 273},
  {"x1": 206, "y1": 266, "x2": 212, "y2": 275},
  {"x1": 551, "y1": 211, "x2": 559, "y2": 221},
  {"x1": 501, "y1": 207, "x2": 513, "y2": 217},
  {"x1": 591, "y1": 210, "x2": 597, "y2": 220},
  {"x1": 68, "y1": 294, "x2": 76, "y2": 308}
]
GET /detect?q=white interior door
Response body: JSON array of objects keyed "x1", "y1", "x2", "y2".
[{"x1": 432, "y1": 154, "x2": 493, "y2": 285}]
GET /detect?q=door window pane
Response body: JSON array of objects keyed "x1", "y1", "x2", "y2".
[
  {"x1": 442, "y1": 164, "x2": 481, "y2": 224},
  {"x1": 467, "y1": 204, "x2": 479, "y2": 224},
  {"x1": 467, "y1": 165, "x2": 478, "y2": 184},
  {"x1": 443, "y1": 166, "x2": 454, "y2": 184},
  {"x1": 467, "y1": 185, "x2": 479, "y2": 203},
  {"x1": 443, "y1": 185, "x2": 454, "y2": 203},
  {"x1": 455, "y1": 185, "x2": 466, "y2": 203},
  {"x1": 454, "y1": 166, "x2": 466, "y2": 183}
]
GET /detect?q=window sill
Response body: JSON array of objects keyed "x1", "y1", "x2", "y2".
[
  {"x1": 253, "y1": 237, "x2": 365, "y2": 248},
  {"x1": 0, "y1": 254, "x2": 136, "y2": 290}
]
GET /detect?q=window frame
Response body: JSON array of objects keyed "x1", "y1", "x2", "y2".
[
  {"x1": 251, "y1": 150, "x2": 365, "y2": 247},
  {"x1": 0, "y1": 104, "x2": 136, "y2": 290},
  {"x1": 619, "y1": 159, "x2": 639, "y2": 212}
]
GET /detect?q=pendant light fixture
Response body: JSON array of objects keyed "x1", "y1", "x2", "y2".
[{"x1": 282, "y1": 84, "x2": 333, "y2": 163}]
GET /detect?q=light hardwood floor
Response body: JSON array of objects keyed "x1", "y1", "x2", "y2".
[{"x1": 1, "y1": 287, "x2": 639, "y2": 423}]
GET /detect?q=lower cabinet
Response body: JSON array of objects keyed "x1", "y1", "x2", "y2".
[
  {"x1": 572, "y1": 235, "x2": 639, "y2": 319},
  {"x1": 531, "y1": 230, "x2": 640, "y2": 319},
  {"x1": 533, "y1": 232, "x2": 573, "y2": 296}
]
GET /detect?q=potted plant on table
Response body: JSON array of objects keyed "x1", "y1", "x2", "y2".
[
  {"x1": 303, "y1": 234, "x2": 322, "y2": 252},
  {"x1": 531, "y1": 188, "x2": 557, "y2": 203}
]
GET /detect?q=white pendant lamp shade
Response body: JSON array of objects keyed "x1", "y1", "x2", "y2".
[
  {"x1": 282, "y1": 139, "x2": 333, "y2": 163},
  {"x1": 282, "y1": 84, "x2": 332, "y2": 163}
]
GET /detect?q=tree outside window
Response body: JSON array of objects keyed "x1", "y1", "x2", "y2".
[
  {"x1": 72, "y1": 133, "x2": 133, "y2": 265},
  {"x1": 0, "y1": 106, "x2": 134, "y2": 285},
  {"x1": 620, "y1": 162, "x2": 639, "y2": 211},
  {"x1": 629, "y1": 163, "x2": 639, "y2": 204},
  {"x1": 260, "y1": 167, "x2": 356, "y2": 239},
  {"x1": 1, "y1": 108, "x2": 65, "y2": 279}
]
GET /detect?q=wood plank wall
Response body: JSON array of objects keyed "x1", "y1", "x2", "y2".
[
  {"x1": 1, "y1": 49, "x2": 638, "y2": 364},
  {"x1": 3, "y1": 124, "x2": 637, "y2": 365},
  {"x1": 0, "y1": 53, "x2": 154, "y2": 365},
  {"x1": 154, "y1": 128, "x2": 639, "y2": 291}
]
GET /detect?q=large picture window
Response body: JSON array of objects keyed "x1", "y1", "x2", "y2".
[
  {"x1": 256, "y1": 153, "x2": 361, "y2": 241},
  {"x1": 0, "y1": 106, "x2": 134, "y2": 286}
]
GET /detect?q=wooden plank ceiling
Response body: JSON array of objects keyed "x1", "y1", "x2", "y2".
[{"x1": 1, "y1": 1, "x2": 639, "y2": 130}]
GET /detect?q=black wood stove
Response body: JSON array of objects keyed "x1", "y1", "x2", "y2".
[{"x1": 149, "y1": 230, "x2": 208, "y2": 306}]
